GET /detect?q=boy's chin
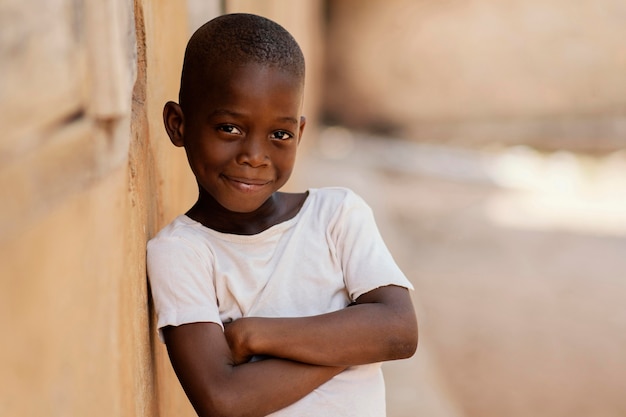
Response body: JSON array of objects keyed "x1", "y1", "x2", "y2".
[{"x1": 217, "y1": 197, "x2": 271, "y2": 215}]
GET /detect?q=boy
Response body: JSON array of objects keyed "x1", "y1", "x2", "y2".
[{"x1": 147, "y1": 13, "x2": 417, "y2": 417}]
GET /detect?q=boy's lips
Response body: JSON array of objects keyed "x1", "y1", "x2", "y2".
[{"x1": 223, "y1": 175, "x2": 271, "y2": 192}]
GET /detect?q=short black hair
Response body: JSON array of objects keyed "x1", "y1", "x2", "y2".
[{"x1": 179, "y1": 13, "x2": 305, "y2": 110}]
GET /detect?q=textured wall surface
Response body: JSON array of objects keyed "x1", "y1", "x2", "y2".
[{"x1": 0, "y1": 1, "x2": 197, "y2": 415}]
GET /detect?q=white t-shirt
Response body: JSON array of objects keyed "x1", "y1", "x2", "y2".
[{"x1": 147, "y1": 187, "x2": 413, "y2": 416}]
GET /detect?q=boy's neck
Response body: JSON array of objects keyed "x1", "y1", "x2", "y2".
[{"x1": 186, "y1": 189, "x2": 308, "y2": 235}]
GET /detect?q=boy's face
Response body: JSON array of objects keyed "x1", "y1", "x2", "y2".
[{"x1": 175, "y1": 63, "x2": 305, "y2": 213}]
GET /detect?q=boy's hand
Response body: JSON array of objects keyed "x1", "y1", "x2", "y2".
[
  {"x1": 222, "y1": 285, "x2": 417, "y2": 367},
  {"x1": 223, "y1": 318, "x2": 254, "y2": 365}
]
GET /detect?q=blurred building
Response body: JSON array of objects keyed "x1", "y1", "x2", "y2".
[{"x1": 323, "y1": 0, "x2": 626, "y2": 153}]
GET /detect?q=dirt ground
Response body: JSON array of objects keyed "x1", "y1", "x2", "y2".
[{"x1": 294, "y1": 129, "x2": 626, "y2": 417}]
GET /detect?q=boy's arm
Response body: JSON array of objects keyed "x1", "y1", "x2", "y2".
[
  {"x1": 163, "y1": 323, "x2": 344, "y2": 417},
  {"x1": 225, "y1": 284, "x2": 418, "y2": 367}
]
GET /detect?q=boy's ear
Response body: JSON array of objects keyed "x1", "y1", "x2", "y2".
[
  {"x1": 298, "y1": 116, "x2": 306, "y2": 144},
  {"x1": 163, "y1": 101, "x2": 185, "y2": 147}
]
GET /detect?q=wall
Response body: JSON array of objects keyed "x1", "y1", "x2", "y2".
[
  {"x1": 0, "y1": 0, "x2": 195, "y2": 415},
  {"x1": 0, "y1": 1, "x2": 323, "y2": 416}
]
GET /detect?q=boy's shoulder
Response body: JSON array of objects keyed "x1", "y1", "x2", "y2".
[
  {"x1": 309, "y1": 186, "x2": 364, "y2": 206},
  {"x1": 148, "y1": 215, "x2": 204, "y2": 249},
  {"x1": 306, "y1": 186, "x2": 371, "y2": 221}
]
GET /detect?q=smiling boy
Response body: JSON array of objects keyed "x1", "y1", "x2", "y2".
[{"x1": 147, "y1": 13, "x2": 417, "y2": 417}]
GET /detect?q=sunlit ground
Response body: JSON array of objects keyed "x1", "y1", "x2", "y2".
[{"x1": 316, "y1": 126, "x2": 626, "y2": 237}]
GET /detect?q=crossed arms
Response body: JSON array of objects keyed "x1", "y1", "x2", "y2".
[{"x1": 163, "y1": 284, "x2": 418, "y2": 417}]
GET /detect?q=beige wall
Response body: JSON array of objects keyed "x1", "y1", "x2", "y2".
[
  {"x1": 0, "y1": 0, "x2": 195, "y2": 415},
  {"x1": 0, "y1": 1, "x2": 323, "y2": 416}
]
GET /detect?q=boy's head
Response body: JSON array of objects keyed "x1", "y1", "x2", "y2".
[
  {"x1": 164, "y1": 14, "x2": 308, "y2": 214},
  {"x1": 179, "y1": 13, "x2": 305, "y2": 114}
]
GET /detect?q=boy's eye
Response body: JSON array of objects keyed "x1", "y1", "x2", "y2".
[
  {"x1": 271, "y1": 130, "x2": 293, "y2": 141},
  {"x1": 217, "y1": 125, "x2": 242, "y2": 135}
]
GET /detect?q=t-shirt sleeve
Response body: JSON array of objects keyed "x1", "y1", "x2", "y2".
[
  {"x1": 331, "y1": 190, "x2": 414, "y2": 301},
  {"x1": 147, "y1": 235, "x2": 222, "y2": 342}
]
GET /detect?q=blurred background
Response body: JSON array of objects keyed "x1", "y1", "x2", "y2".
[{"x1": 1, "y1": 0, "x2": 625, "y2": 416}]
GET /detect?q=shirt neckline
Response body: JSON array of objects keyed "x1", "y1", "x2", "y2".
[{"x1": 178, "y1": 189, "x2": 317, "y2": 242}]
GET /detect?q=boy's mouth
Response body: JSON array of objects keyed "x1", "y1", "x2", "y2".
[{"x1": 223, "y1": 175, "x2": 271, "y2": 192}]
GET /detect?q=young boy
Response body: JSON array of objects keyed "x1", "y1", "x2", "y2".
[{"x1": 147, "y1": 13, "x2": 417, "y2": 417}]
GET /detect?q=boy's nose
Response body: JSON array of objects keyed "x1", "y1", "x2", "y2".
[{"x1": 237, "y1": 135, "x2": 269, "y2": 167}]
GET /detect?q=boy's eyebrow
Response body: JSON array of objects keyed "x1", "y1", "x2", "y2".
[
  {"x1": 276, "y1": 116, "x2": 299, "y2": 125},
  {"x1": 209, "y1": 109, "x2": 243, "y2": 119},
  {"x1": 210, "y1": 109, "x2": 299, "y2": 125}
]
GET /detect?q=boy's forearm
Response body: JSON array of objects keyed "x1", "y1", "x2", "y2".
[
  {"x1": 201, "y1": 359, "x2": 343, "y2": 417},
  {"x1": 165, "y1": 323, "x2": 343, "y2": 417},
  {"x1": 246, "y1": 304, "x2": 414, "y2": 366},
  {"x1": 228, "y1": 286, "x2": 418, "y2": 367}
]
